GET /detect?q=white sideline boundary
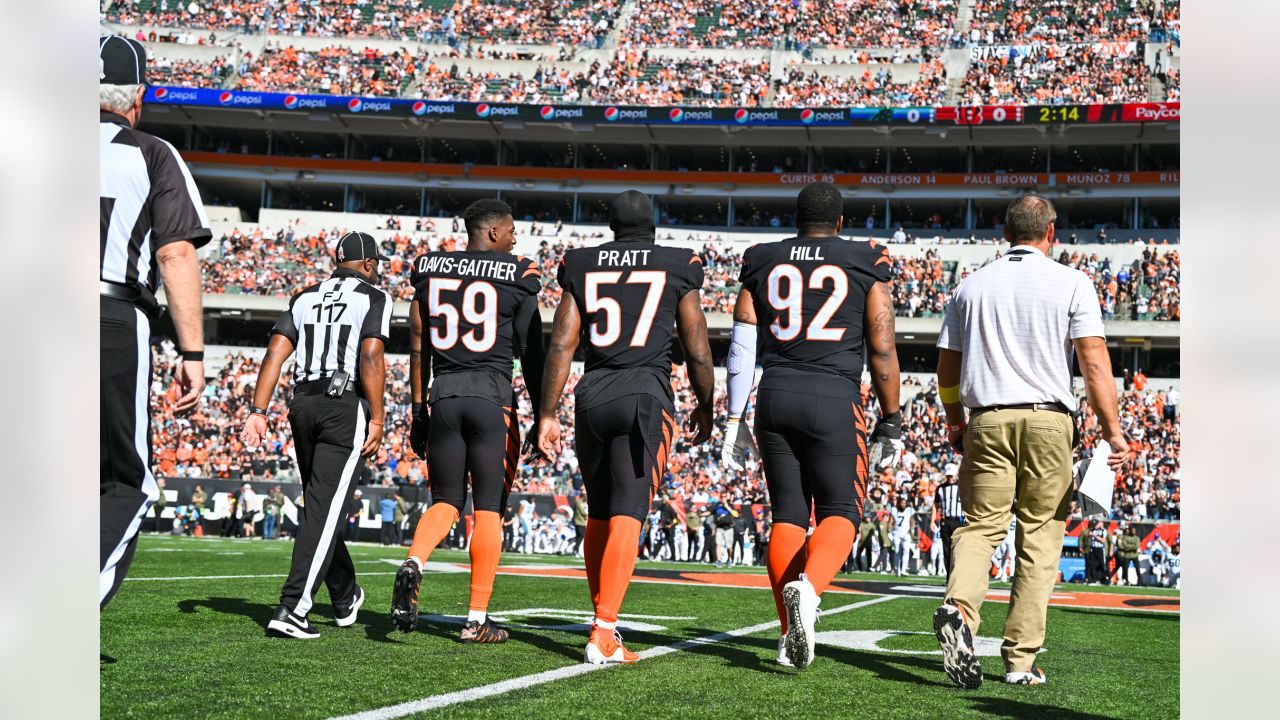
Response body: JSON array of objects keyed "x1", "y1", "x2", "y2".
[{"x1": 326, "y1": 595, "x2": 899, "y2": 720}]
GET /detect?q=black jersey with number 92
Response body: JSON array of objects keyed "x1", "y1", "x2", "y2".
[{"x1": 738, "y1": 236, "x2": 892, "y2": 383}]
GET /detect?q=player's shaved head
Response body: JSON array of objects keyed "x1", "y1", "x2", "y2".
[
  {"x1": 610, "y1": 190, "x2": 655, "y2": 241},
  {"x1": 795, "y1": 182, "x2": 844, "y2": 236},
  {"x1": 463, "y1": 198, "x2": 513, "y2": 239}
]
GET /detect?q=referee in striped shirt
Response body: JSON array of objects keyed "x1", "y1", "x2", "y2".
[
  {"x1": 99, "y1": 36, "x2": 211, "y2": 612},
  {"x1": 241, "y1": 232, "x2": 392, "y2": 639},
  {"x1": 934, "y1": 463, "x2": 963, "y2": 576}
]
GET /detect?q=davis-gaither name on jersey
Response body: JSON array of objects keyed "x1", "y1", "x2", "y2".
[{"x1": 415, "y1": 255, "x2": 519, "y2": 282}]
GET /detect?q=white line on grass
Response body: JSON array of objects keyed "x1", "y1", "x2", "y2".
[
  {"x1": 125, "y1": 572, "x2": 399, "y2": 582},
  {"x1": 326, "y1": 595, "x2": 899, "y2": 720}
]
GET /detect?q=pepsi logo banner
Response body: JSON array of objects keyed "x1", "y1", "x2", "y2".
[{"x1": 144, "y1": 88, "x2": 1177, "y2": 128}]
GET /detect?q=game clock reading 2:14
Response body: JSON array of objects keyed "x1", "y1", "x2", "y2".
[{"x1": 1036, "y1": 106, "x2": 1085, "y2": 122}]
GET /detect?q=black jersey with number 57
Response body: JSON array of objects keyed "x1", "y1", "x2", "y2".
[
  {"x1": 738, "y1": 236, "x2": 892, "y2": 382},
  {"x1": 556, "y1": 240, "x2": 704, "y2": 410}
]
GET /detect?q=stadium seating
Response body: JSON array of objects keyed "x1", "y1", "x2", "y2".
[
  {"x1": 103, "y1": 0, "x2": 1181, "y2": 105},
  {"x1": 198, "y1": 215, "x2": 1180, "y2": 321}
]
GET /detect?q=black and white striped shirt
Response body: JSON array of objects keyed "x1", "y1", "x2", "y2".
[
  {"x1": 935, "y1": 481, "x2": 963, "y2": 519},
  {"x1": 272, "y1": 269, "x2": 392, "y2": 383},
  {"x1": 100, "y1": 111, "x2": 211, "y2": 292}
]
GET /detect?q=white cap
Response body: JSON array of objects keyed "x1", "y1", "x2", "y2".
[
  {"x1": 943, "y1": 463, "x2": 959, "y2": 477},
  {"x1": 353, "y1": 489, "x2": 362, "y2": 495}
]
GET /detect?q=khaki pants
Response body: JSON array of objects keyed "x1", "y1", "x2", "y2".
[{"x1": 944, "y1": 408, "x2": 1073, "y2": 673}]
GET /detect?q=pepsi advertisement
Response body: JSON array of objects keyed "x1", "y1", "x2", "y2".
[{"x1": 146, "y1": 87, "x2": 1174, "y2": 127}]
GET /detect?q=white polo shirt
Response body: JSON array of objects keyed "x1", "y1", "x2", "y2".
[{"x1": 937, "y1": 245, "x2": 1105, "y2": 409}]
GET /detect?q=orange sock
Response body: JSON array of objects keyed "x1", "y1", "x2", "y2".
[
  {"x1": 595, "y1": 516, "x2": 642, "y2": 624},
  {"x1": 407, "y1": 503, "x2": 460, "y2": 566},
  {"x1": 804, "y1": 516, "x2": 857, "y2": 594},
  {"x1": 584, "y1": 518, "x2": 609, "y2": 611},
  {"x1": 767, "y1": 523, "x2": 808, "y2": 633},
  {"x1": 468, "y1": 510, "x2": 502, "y2": 612}
]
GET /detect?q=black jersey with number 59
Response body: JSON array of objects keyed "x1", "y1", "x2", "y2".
[
  {"x1": 410, "y1": 250, "x2": 542, "y2": 378},
  {"x1": 556, "y1": 240, "x2": 704, "y2": 410},
  {"x1": 738, "y1": 236, "x2": 892, "y2": 382}
]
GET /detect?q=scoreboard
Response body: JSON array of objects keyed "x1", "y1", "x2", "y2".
[{"x1": 145, "y1": 87, "x2": 1179, "y2": 128}]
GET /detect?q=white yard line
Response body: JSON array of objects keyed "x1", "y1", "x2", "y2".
[
  {"x1": 326, "y1": 595, "x2": 900, "y2": 720},
  {"x1": 125, "y1": 572, "x2": 398, "y2": 582}
]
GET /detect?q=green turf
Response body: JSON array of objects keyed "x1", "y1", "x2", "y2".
[{"x1": 102, "y1": 535, "x2": 1178, "y2": 719}]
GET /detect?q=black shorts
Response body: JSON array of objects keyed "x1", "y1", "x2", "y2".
[
  {"x1": 754, "y1": 369, "x2": 869, "y2": 529},
  {"x1": 575, "y1": 394, "x2": 676, "y2": 522},
  {"x1": 428, "y1": 396, "x2": 519, "y2": 514}
]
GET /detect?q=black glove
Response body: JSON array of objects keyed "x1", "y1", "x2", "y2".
[
  {"x1": 410, "y1": 403, "x2": 429, "y2": 459},
  {"x1": 521, "y1": 417, "x2": 542, "y2": 462},
  {"x1": 868, "y1": 410, "x2": 904, "y2": 472}
]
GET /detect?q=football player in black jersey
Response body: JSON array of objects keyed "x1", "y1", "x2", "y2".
[
  {"x1": 536, "y1": 191, "x2": 716, "y2": 664},
  {"x1": 390, "y1": 199, "x2": 546, "y2": 643},
  {"x1": 723, "y1": 182, "x2": 902, "y2": 669}
]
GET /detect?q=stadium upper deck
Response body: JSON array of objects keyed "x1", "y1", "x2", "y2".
[{"x1": 103, "y1": 0, "x2": 1181, "y2": 107}]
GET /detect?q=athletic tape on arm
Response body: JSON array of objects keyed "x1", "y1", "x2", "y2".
[{"x1": 726, "y1": 322, "x2": 757, "y2": 418}]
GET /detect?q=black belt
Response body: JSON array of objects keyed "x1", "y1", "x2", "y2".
[
  {"x1": 100, "y1": 281, "x2": 161, "y2": 319},
  {"x1": 294, "y1": 378, "x2": 360, "y2": 397},
  {"x1": 971, "y1": 402, "x2": 1070, "y2": 416}
]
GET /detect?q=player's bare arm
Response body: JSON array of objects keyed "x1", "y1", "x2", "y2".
[
  {"x1": 676, "y1": 288, "x2": 715, "y2": 444},
  {"x1": 537, "y1": 294, "x2": 582, "y2": 460},
  {"x1": 358, "y1": 336, "x2": 387, "y2": 457},
  {"x1": 157, "y1": 240, "x2": 205, "y2": 414},
  {"x1": 239, "y1": 332, "x2": 294, "y2": 448},
  {"x1": 865, "y1": 280, "x2": 904, "y2": 469}
]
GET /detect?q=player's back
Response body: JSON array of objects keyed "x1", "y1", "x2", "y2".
[
  {"x1": 739, "y1": 235, "x2": 892, "y2": 387},
  {"x1": 411, "y1": 249, "x2": 540, "y2": 380},
  {"x1": 557, "y1": 240, "x2": 703, "y2": 410}
]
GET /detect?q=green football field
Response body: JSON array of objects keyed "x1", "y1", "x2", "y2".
[{"x1": 101, "y1": 534, "x2": 1179, "y2": 719}]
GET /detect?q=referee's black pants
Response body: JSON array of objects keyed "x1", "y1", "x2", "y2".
[
  {"x1": 278, "y1": 392, "x2": 366, "y2": 617},
  {"x1": 100, "y1": 298, "x2": 158, "y2": 610},
  {"x1": 941, "y1": 517, "x2": 964, "y2": 576}
]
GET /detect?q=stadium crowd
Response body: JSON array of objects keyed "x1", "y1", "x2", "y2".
[
  {"x1": 237, "y1": 44, "x2": 419, "y2": 96},
  {"x1": 103, "y1": 0, "x2": 269, "y2": 32},
  {"x1": 1059, "y1": 247, "x2": 1180, "y2": 321},
  {"x1": 960, "y1": 42, "x2": 1151, "y2": 105},
  {"x1": 149, "y1": 54, "x2": 234, "y2": 86},
  {"x1": 625, "y1": 0, "x2": 961, "y2": 50},
  {"x1": 774, "y1": 57, "x2": 948, "y2": 108},
  {"x1": 967, "y1": 0, "x2": 1174, "y2": 44}
]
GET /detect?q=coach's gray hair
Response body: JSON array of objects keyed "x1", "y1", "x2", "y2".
[
  {"x1": 1004, "y1": 194, "x2": 1057, "y2": 244},
  {"x1": 100, "y1": 83, "x2": 143, "y2": 116}
]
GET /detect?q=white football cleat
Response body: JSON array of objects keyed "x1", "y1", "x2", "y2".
[
  {"x1": 782, "y1": 574, "x2": 820, "y2": 669},
  {"x1": 776, "y1": 635, "x2": 792, "y2": 667}
]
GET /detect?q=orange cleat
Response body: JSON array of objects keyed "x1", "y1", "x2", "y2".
[{"x1": 584, "y1": 624, "x2": 640, "y2": 665}]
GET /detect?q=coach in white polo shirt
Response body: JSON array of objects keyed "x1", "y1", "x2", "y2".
[{"x1": 930, "y1": 194, "x2": 1130, "y2": 689}]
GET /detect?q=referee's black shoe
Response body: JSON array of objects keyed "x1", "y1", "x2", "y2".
[
  {"x1": 390, "y1": 560, "x2": 422, "y2": 633},
  {"x1": 333, "y1": 585, "x2": 365, "y2": 628},
  {"x1": 267, "y1": 605, "x2": 320, "y2": 640},
  {"x1": 933, "y1": 599, "x2": 982, "y2": 689}
]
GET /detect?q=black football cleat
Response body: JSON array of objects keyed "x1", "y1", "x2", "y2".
[
  {"x1": 459, "y1": 617, "x2": 510, "y2": 644},
  {"x1": 267, "y1": 605, "x2": 319, "y2": 639},
  {"x1": 934, "y1": 599, "x2": 982, "y2": 689},
  {"x1": 390, "y1": 561, "x2": 422, "y2": 633}
]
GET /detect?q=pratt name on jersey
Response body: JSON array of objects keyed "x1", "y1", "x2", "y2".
[{"x1": 596, "y1": 248, "x2": 652, "y2": 267}]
